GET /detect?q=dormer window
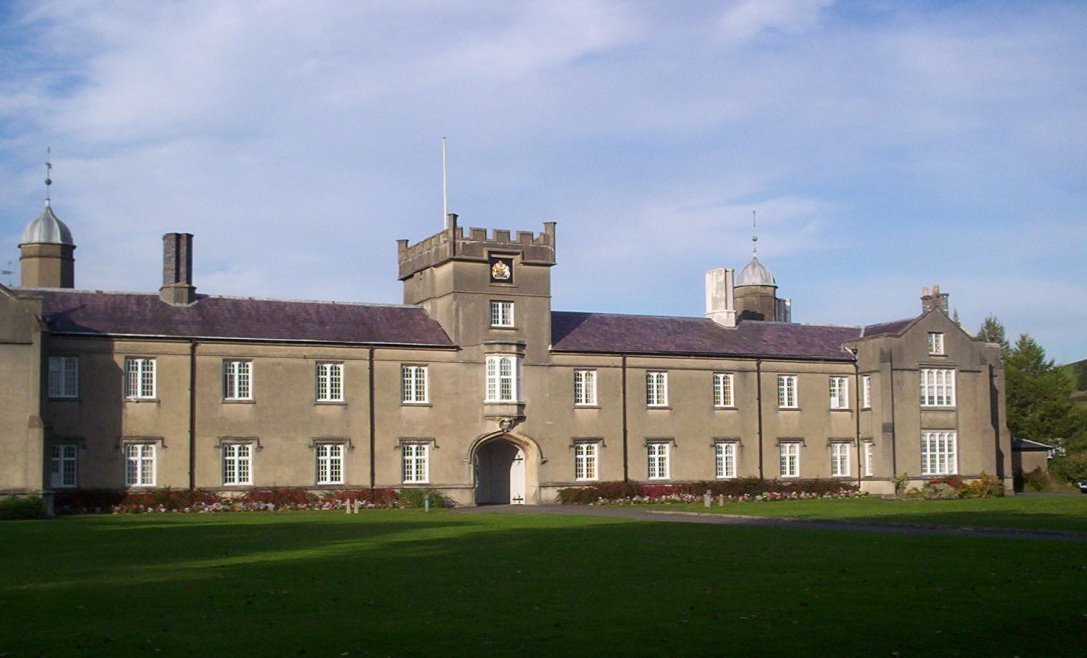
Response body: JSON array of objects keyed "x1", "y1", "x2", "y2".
[
  {"x1": 927, "y1": 332, "x2": 945, "y2": 355},
  {"x1": 490, "y1": 300, "x2": 514, "y2": 328}
]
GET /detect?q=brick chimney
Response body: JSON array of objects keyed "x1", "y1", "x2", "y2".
[
  {"x1": 921, "y1": 283, "x2": 948, "y2": 314},
  {"x1": 160, "y1": 232, "x2": 197, "y2": 305},
  {"x1": 705, "y1": 267, "x2": 736, "y2": 327}
]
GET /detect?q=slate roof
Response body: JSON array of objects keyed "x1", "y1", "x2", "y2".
[
  {"x1": 33, "y1": 290, "x2": 455, "y2": 347},
  {"x1": 860, "y1": 317, "x2": 915, "y2": 338},
  {"x1": 551, "y1": 311, "x2": 861, "y2": 360}
]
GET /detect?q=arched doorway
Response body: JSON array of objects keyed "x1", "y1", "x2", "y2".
[{"x1": 475, "y1": 438, "x2": 526, "y2": 505}]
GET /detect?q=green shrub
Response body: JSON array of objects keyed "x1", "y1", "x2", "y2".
[
  {"x1": 1049, "y1": 452, "x2": 1087, "y2": 483},
  {"x1": 922, "y1": 482, "x2": 960, "y2": 500},
  {"x1": 557, "y1": 479, "x2": 860, "y2": 504},
  {"x1": 398, "y1": 488, "x2": 445, "y2": 508},
  {"x1": 0, "y1": 495, "x2": 45, "y2": 520}
]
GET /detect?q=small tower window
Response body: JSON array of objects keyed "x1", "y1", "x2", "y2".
[
  {"x1": 927, "y1": 332, "x2": 945, "y2": 355},
  {"x1": 490, "y1": 301, "x2": 514, "y2": 328}
]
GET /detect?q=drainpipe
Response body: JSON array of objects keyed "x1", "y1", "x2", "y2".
[
  {"x1": 854, "y1": 358, "x2": 862, "y2": 489},
  {"x1": 889, "y1": 352, "x2": 898, "y2": 477},
  {"x1": 368, "y1": 346, "x2": 376, "y2": 490},
  {"x1": 756, "y1": 358, "x2": 764, "y2": 480},
  {"x1": 188, "y1": 339, "x2": 197, "y2": 491},
  {"x1": 621, "y1": 354, "x2": 629, "y2": 482}
]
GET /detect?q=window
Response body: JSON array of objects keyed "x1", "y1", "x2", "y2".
[
  {"x1": 402, "y1": 443, "x2": 429, "y2": 483},
  {"x1": 574, "y1": 370, "x2": 597, "y2": 406},
  {"x1": 222, "y1": 443, "x2": 253, "y2": 485},
  {"x1": 647, "y1": 442, "x2": 670, "y2": 479},
  {"x1": 861, "y1": 375, "x2": 872, "y2": 409},
  {"x1": 714, "y1": 372, "x2": 735, "y2": 408},
  {"x1": 485, "y1": 355, "x2": 520, "y2": 402},
  {"x1": 124, "y1": 443, "x2": 156, "y2": 486},
  {"x1": 862, "y1": 441, "x2": 874, "y2": 477},
  {"x1": 124, "y1": 357, "x2": 156, "y2": 400},
  {"x1": 50, "y1": 444, "x2": 78, "y2": 488},
  {"x1": 316, "y1": 363, "x2": 344, "y2": 402},
  {"x1": 921, "y1": 431, "x2": 957, "y2": 476},
  {"x1": 490, "y1": 300, "x2": 514, "y2": 327},
  {"x1": 574, "y1": 442, "x2": 599, "y2": 481},
  {"x1": 830, "y1": 442, "x2": 850, "y2": 477},
  {"x1": 829, "y1": 376, "x2": 849, "y2": 410},
  {"x1": 646, "y1": 371, "x2": 668, "y2": 407},
  {"x1": 401, "y1": 365, "x2": 429, "y2": 404},
  {"x1": 928, "y1": 332, "x2": 945, "y2": 355},
  {"x1": 779, "y1": 442, "x2": 800, "y2": 478},
  {"x1": 48, "y1": 356, "x2": 79, "y2": 399},
  {"x1": 920, "y1": 369, "x2": 955, "y2": 407},
  {"x1": 715, "y1": 441, "x2": 738, "y2": 479},
  {"x1": 223, "y1": 360, "x2": 252, "y2": 401},
  {"x1": 778, "y1": 375, "x2": 798, "y2": 409},
  {"x1": 316, "y1": 443, "x2": 344, "y2": 485}
]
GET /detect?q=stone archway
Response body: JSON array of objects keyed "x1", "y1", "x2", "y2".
[{"x1": 471, "y1": 433, "x2": 540, "y2": 505}]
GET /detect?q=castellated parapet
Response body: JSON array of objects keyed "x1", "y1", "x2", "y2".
[{"x1": 397, "y1": 214, "x2": 556, "y2": 280}]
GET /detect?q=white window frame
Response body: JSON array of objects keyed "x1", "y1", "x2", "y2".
[
  {"x1": 316, "y1": 362, "x2": 344, "y2": 402},
  {"x1": 646, "y1": 371, "x2": 668, "y2": 407},
  {"x1": 223, "y1": 360, "x2": 252, "y2": 401},
  {"x1": 574, "y1": 441, "x2": 599, "y2": 481},
  {"x1": 861, "y1": 375, "x2": 872, "y2": 409},
  {"x1": 715, "y1": 441, "x2": 738, "y2": 479},
  {"x1": 490, "y1": 300, "x2": 514, "y2": 328},
  {"x1": 50, "y1": 444, "x2": 78, "y2": 488},
  {"x1": 124, "y1": 357, "x2": 156, "y2": 400},
  {"x1": 222, "y1": 443, "x2": 253, "y2": 486},
  {"x1": 574, "y1": 369, "x2": 597, "y2": 407},
  {"x1": 927, "y1": 332, "x2": 945, "y2": 355},
  {"x1": 48, "y1": 356, "x2": 79, "y2": 399},
  {"x1": 829, "y1": 376, "x2": 849, "y2": 410},
  {"x1": 316, "y1": 443, "x2": 344, "y2": 485},
  {"x1": 485, "y1": 355, "x2": 520, "y2": 402},
  {"x1": 920, "y1": 369, "x2": 956, "y2": 407},
  {"x1": 778, "y1": 375, "x2": 798, "y2": 409},
  {"x1": 779, "y1": 442, "x2": 800, "y2": 478},
  {"x1": 713, "y1": 372, "x2": 735, "y2": 408},
  {"x1": 401, "y1": 365, "x2": 429, "y2": 404},
  {"x1": 921, "y1": 431, "x2": 957, "y2": 476},
  {"x1": 830, "y1": 442, "x2": 850, "y2": 477},
  {"x1": 402, "y1": 443, "x2": 429, "y2": 484},
  {"x1": 862, "y1": 440, "x2": 874, "y2": 477},
  {"x1": 647, "y1": 441, "x2": 670, "y2": 480},
  {"x1": 124, "y1": 443, "x2": 156, "y2": 486}
]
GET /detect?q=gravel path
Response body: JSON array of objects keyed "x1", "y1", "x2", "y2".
[{"x1": 450, "y1": 504, "x2": 1087, "y2": 542}]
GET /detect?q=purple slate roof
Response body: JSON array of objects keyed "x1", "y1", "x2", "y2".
[
  {"x1": 861, "y1": 317, "x2": 915, "y2": 338},
  {"x1": 34, "y1": 290, "x2": 454, "y2": 346},
  {"x1": 551, "y1": 311, "x2": 862, "y2": 360}
]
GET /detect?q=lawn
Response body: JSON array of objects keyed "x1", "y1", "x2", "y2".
[
  {"x1": 649, "y1": 495, "x2": 1087, "y2": 533},
  {"x1": 1, "y1": 509, "x2": 1085, "y2": 657}
]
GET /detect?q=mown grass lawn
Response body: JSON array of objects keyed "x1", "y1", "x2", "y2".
[
  {"x1": 652, "y1": 495, "x2": 1087, "y2": 533},
  {"x1": 2, "y1": 509, "x2": 1085, "y2": 657}
]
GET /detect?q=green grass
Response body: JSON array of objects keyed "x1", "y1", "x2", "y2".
[
  {"x1": 647, "y1": 495, "x2": 1087, "y2": 533},
  {"x1": 2, "y1": 510, "x2": 1086, "y2": 657}
]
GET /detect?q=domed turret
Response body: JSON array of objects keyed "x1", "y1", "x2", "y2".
[
  {"x1": 19, "y1": 154, "x2": 76, "y2": 288},
  {"x1": 735, "y1": 254, "x2": 775, "y2": 288},
  {"x1": 20, "y1": 201, "x2": 74, "y2": 247}
]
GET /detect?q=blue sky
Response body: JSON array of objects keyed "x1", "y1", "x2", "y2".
[{"x1": 1, "y1": 1, "x2": 1084, "y2": 363}]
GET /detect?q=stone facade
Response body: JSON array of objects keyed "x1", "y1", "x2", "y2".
[{"x1": 0, "y1": 208, "x2": 1013, "y2": 504}]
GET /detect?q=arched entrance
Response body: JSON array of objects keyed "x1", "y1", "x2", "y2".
[{"x1": 474, "y1": 438, "x2": 526, "y2": 505}]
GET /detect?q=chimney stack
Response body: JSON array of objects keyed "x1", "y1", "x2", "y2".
[
  {"x1": 921, "y1": 283, "x2": 948, "y2": 314},
  {"x1": 160, "y1": 232, "x2": 197, "y2": 305},
  {"x1": 705, "y1": 267, "x2": 736, "y2": 327}
]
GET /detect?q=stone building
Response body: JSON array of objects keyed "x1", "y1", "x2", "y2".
[{"x1": 0, "y1": 199, "x2": 1012, "y2": 504}]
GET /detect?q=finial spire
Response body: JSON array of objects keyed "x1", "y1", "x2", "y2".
[
  {"x1": 751, "y1": 209, "x2": 758, "y2": 256},
  {"x1": 44, "y1": 147, "x2": 53, "y2": 205},
  {"x1": 441, "y1": 137, "x2": 448, "y2": 230}
]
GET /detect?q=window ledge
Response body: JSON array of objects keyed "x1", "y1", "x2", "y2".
[
  {"x1": 647, "y1": 405, "x2": 671, "y2": 410},
  {"x1": 714, "y1": 405, "x2": 737, "y2": 411},
  {"x1": 830, "y1": 408, "x2": 852, "y2": 412},
  {"x1": 125, "y1": 398, "x2": 160, "y2": 404},
  {"x1": 401, "y1": 402, "x2": 433, "y2": 408},
  {"x1": 315, "y1": 400, "x2": 347, "y2": 406},
  {"x1": 222, "y1": 399, "x2": 256, "y2": 405},
  {"x1": 574, "y1": 404, "x2": 601, "y2": 410}
]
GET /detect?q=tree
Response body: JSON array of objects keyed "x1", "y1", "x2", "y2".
[
  {"x1": 1004, "y1": 333, "x2": 1087, "y2": 450},
  {"x1": 976, "y1": 315, "x2": 1008, "y2": 352}
]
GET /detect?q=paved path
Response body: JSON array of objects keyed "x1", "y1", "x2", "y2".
[{"x1": 450, "y1": 504, "x2": 1087, "y2": 542}]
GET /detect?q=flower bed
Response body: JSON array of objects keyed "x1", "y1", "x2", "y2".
[
  {"x1": 556, "y1": 479, "x2": 863, "y2": 505},
  {"x1": 53, "y1": 487, "x2": 440, "y2": 514}
]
